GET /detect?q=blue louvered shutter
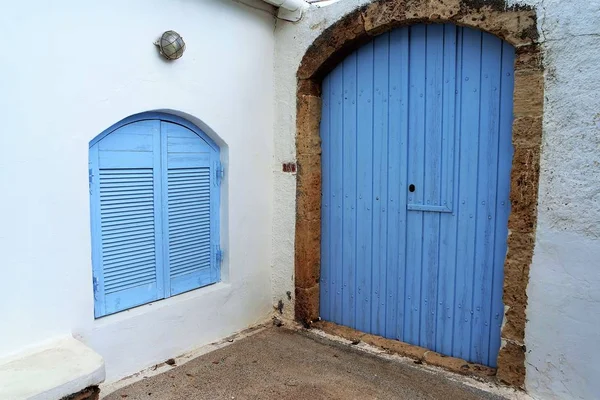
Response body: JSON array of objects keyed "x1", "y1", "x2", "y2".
[
  {"x1": 90, "y1": 120, "x2": 164, "y2": 317},
  {"x1": 161, "y1": 121, "x2": 220, "y2": 296}
]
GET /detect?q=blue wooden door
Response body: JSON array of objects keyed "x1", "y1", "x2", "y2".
[{"x1": 320, "y1": 23, "x2": 514, "y2": 367}]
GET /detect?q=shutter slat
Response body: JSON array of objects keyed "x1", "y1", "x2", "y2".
[
  {"x1": 105, "y1": 261, "x2": 157, "y2": 278},
  {"x1": 170, "y1": 248, "x2": 211, "y2": 263},
  {"x1": 167, "y1": 204, "x2": 210, "y2": 214},
  {"x1": 101, "y1": 225, "x2": 155, "y2": 239},
  {"x1": 104, "y1": 271, "x2": 155, "y2": 286},
  {"x1": 102, "y1": 232, "x2": 154, "y2": 245},
  {"x1": 99, "y1": 183, "x2": 153, "y2": 191},
  {"x1": 168, "y1": 168, "x2": 210, "y2": 176},
  {"x1": 100, "y1": 189, "x2": 154, "y2": 198},
  {"x1": 104, "y1": 262, "x2": 156, "y2": 279},
  {"x1": 167, "y1": 195, "x2": 210, "y2": 204},
  {"x1": 103, "y1": 251, "x2": 155, "y2": 267},
  {"x1": 168, "y1": 183, "x2": 211, "y2": 192},
  {"x1": 169, "y1": 227, "x2": 210, "y2": 240},
  {"x1": 170, "y1": 252, "x2": 211, "y2": 273},
  {"x1": 167, "y1": 180, "x2": 210, "y2": 187},
  {"x1": 105, "y1": 275, "x2": 155, "y2": 294},
  {"x1": 99, "y1": 180, "x2": 153, "y2": 187},
  {"x1": 101, "y1": 207, "x2": 154, "y2": 219},
  {"x1": 168, "y1": 210, "x2": 211, "y2": 223},
  {"x1": 102, "y1": 219, "x2": 154, "y2": 232},
  {"x1": 102, "y1": 247, "x2": 154, "y2": 270},
  {"x1": 103, "y1": 236, "x2": 154, "y2": 250},
  {"x1": 100, "y1": 168, "x2": 151, "y2": 175},
  {"x1": 100, "y1": 201, "x2": 154, "y2": 211},
  {"x1": 103, "y1": 241, "x2": 155, "y2": 258},
  {"x1": 100, "y1": 196, "x2": 154, "y2": 206},
  {"x1": 101, "y1": 219, "x2": 154, "y2": 232},
  {"x1": 102, "y1": 215, "x2": 155, "y2": 228},
  {"x1": 169, "y1": 221, "x2": 210, "y2": 235},
  {"x1": 169, "y1": 235, "x2": 211, "y2": 250},
  {"x1": 171, "y1": 262, "x2": 211, "y2": 279}
]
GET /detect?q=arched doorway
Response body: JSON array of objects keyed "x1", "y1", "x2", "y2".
[
  {"x1": 319, "y1": 23, "x2": 513, "y2": 367},
  {"x1": 293, "y1": 0, "x2": 543, "y2": 386}
]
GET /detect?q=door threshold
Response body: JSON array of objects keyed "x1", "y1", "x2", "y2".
[{"x1": 310, "y1": 320, "x2": 497, "y2": 381}]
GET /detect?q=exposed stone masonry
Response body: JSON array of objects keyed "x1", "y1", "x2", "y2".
[{"x1": 294, "y1": 0, "x2": 543, "y2": 388}]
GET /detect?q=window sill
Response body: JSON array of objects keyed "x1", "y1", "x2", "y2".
[{"x1": 92, "y1": 281, "x2": 232, "y2": 326}]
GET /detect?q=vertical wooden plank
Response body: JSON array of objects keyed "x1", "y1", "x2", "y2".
[
  {"x1": 330, "y1": 65, "x2": 344, "y2": 324},
  {"x1": 436, "y1": 24, "x2": 459, "y2": 354},
  {"x1": 320, "y1": 76, "x2": 332, "y2": 321},
  {"x1": 371, "y1": 33, "x2": 390, "y2": 336},
  {"x1": 385, "y1": 27, "x2": 406, "y2": 340},
  {"x1": 405, "y1": 24, "x2": 426, "y2": 345},
  {"x1": 356, "y1": 41, "x2": 375, "y2": 333},
  {"x1": 212, "y1": 152, "x2": 221, "y2": 284},
  {"x1": 489, "y1": 42, "x2": 515, "y2": 366},
  {"x1": 471, "y1": 32, "x2": 503, "y2": 365},
  {"x1": 422, "y1": 24, "x2": 445, "y2": 210},
  {"x1": 89, "y1": 145, "x2": 105, "y2": 318},
  {"x1": 439, "y1": 29, "x2": 456, "y2": 215},
  {"x1": 395, "y1": 27, "x2": 411, "y2": 341},
  {"x1": 453, "y1": 28, "x2": 483, "y2": 360},
  {"x1": 159, "y1": 122, "x2": 169, "y2": 298},
  {"x1": 420, "y1": 24, "x2": 444, "y2": 349},
  {"x1": 342, "y1": 53, "x2": 358, "y2": 327}
]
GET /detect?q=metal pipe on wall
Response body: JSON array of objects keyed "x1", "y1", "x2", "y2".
[{"x1": 261, "y1": 0, "x2": 309, "y2": 22}]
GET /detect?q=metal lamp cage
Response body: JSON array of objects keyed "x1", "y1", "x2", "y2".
[{"x1": 155, "y1": 30, "x2": 186, "y2": 60}]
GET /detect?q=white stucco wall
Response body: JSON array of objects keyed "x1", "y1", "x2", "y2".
[
  {"x1": 0, "y1": 0, "x2": 275, "y2": 382},
  {"x1": 521, "y1": 1, "x2": 600, "y2": 399},
  {"x1": 272, "y1": 1, "x2": 600, "y2": 399}
]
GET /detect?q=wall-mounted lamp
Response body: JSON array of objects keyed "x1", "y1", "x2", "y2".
[{"x1": 154, "y1": 31, "x2": 186, "y2": 60}]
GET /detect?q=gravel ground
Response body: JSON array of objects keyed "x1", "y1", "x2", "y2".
[{"x1": 104, "y1": 327, "x2": 507, "y2": 400}]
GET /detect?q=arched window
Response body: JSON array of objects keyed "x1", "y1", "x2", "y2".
[{"x1": 89, "y1": 113, "x2": 222, "y2": 317}]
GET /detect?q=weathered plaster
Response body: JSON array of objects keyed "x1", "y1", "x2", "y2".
[
  {"x1": 273, "y1": 0, "x2": 600, "y2": 397},
  {"x1": 525, "y1": 4, "x2": 600, "y2": 398},
  {"x1": 525, "y1": 230, "x2": 600, "y2": 399}
]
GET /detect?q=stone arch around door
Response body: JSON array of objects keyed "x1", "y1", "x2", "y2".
[{"x1": 294, "y1": 0, "x2": 543, "y2": 388}]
